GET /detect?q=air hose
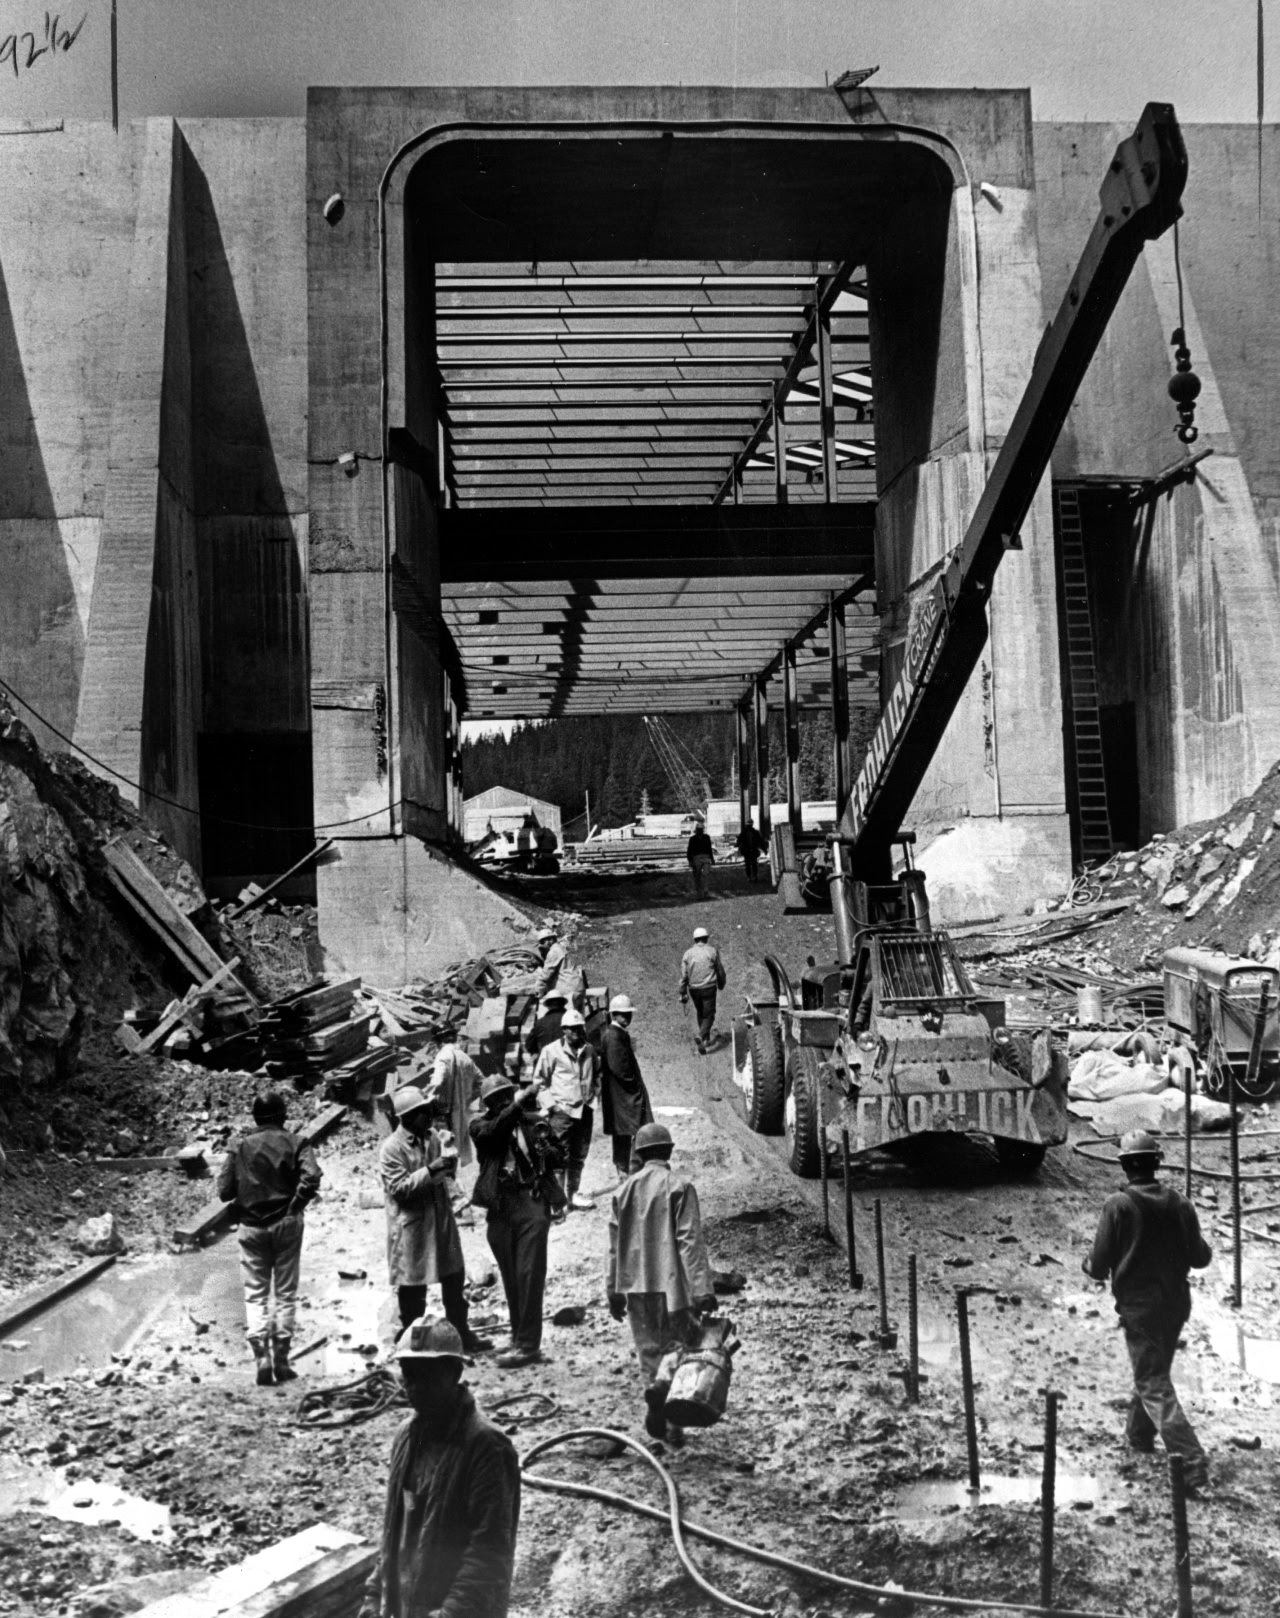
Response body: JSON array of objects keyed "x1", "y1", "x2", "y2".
[
  {"x1": 1073, "y1": 1138, "x2": 1280, "y2": 1181},
  {"x1": 521, "y1": 1427, "x2": 1131, "y2": 1618}
]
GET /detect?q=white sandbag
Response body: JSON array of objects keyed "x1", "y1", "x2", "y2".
[
  {"x1": 1084, "y1": 1092, "x2": 1169, "y2": 1137},
  {"x1": 1067, "y1": 1048, "x2": 1166, "y2": 1101}
]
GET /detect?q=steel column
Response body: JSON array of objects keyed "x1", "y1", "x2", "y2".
[
  {"x1": 817, "y1": 294, "x2": 838, "y2": 503},
  {"x1": 732, "y1": 467, "x2": 742, "y2": 506},
  {"x1": 736, "y1": 703, "x2": 752, "y2": 841},
  {"x1": 772, "y1": 399, "x2": 788, "y2": 505},
  {"x1": 829, "y1": 592, "x2": 852, "y2": 815},
  {"x1": 784, "y1": 644, "x2": 802, "y2": 837},
  {"x1": 754, "y1": 677, "x2": 771, "y2": 841}
]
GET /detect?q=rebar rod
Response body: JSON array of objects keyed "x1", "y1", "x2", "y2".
[
  {"x1": 875, "y1": 1197, "x2": 890, "y2": 1337},
  {"x1": 1169, "y1": 1455, "x2": 1193, "y2": 1618},
  {"x1": 1040, "y1": 1389, "x2": 1061, "y2": 1609},
  {"x1": 956, "y1": 1288, "x2": 980, "y2": 1491},
  {"x1": 841, "y1": 1128, "x2": 862, "y2": 1288},
  {"x1": 907, "y1": 1254, "x2": 920, "y2": 1403}
]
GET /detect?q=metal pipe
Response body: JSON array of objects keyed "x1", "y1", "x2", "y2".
[
  {"x1": 829, "y1": 593, "x2": 851, "y2": 817},
  {"x1": 828, "y1": 837, "x2": 856, "y2": 968},
  {"x1": 1169, "y1": 1455, "x2": 1194, "y2": 1618},
  {"x1": 1234, "y1": 979, "x2": 1272, "y2": 1307},
  {"x1": 818, "y1": 1061, "x2": 831, "y2": 1240},
  {"x1": 907, "y1": 1254, "x2": 920, "y2": 1403},
  {"x1": 1040, "y1": 1389, "x2": 1062, "y2": 1609},
  {"x1": 841, "y1": 1129, "x2": 862, "y2": 1289},
  {"x1": 875, "y1": 1198, "x2": 890, "y2": 1338},
  {"x1": 1183, "y1": 1050, "x2": 1193, "y2": 1201},
  {"x1": 956, "y1": 1288, "x2": 980, "y2": 1491}
]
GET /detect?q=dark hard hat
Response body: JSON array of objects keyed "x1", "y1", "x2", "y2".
[
  {"x1": 397, "y1": 1316, "x2": 473, "y2": 1366},
  {"x1": 253, "y1": 1092, "x2": 287, "y2": 1125},
  {"x1": 480, "y1": 1074, "x2": 516, "y2": 1103},
  {"x1": 635, "y1": 1122, "x2": 674, "y2": 1155},
  {"x1": 1118, "y1": 1129, "x2": 1163, "y2": 1160}
]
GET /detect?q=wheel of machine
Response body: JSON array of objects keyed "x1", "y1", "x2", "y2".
[
  {"x1": 994, "y1": 1137, "x2": 1047, "y2": 1177},
  {"x1": 746, "y1": 1022, "x2": 785, "y2": 1135},
  {"x1": 785, "y1": 1048, "x2": 823, "y2": 1179}
]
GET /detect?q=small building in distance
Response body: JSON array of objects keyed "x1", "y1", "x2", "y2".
[{"x1": 463, "y1": 785, "x2": 563, "y2": 851}]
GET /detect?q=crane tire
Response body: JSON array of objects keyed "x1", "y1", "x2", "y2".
[
  {"x1": 785, "y1": 1048, "x2": 823, "y2": 1178},
  {"x1": 746, "y1": 1022, "x2": 785, "y2": 1135}
]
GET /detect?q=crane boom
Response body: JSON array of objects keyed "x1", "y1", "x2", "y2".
[{"x1": 842, "y1": 102, "x2": 1188, "y2": 878}]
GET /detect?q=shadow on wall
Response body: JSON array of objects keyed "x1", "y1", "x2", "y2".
[
  {"x1": 0, "y1": 255, "x2": 85, "y2": 745},
  {"x1": 182, "y1": 143, "x2": 313, "y2": 885}
]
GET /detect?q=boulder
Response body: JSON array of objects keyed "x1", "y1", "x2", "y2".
[{"x1": 72, "y1": 1213, "x2": 124, "y2": 1255}]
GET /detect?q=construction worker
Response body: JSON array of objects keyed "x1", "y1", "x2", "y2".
[
  {"x1": 218, "y1": 1092, "x2": 322, "y2": 1386},
  {"x1": 523, "y1": 989, "x2": 567, "y2": 1062},
  {"x1": 470, "y1": 1075, "x2": 565, "y2": 1368},
  {"x1": 422, "y1": 1041, "x2": 485, "y2": 1175},
  {"x1": 735, "y1": 820, "x2": 767, "y2": 882},
  {"x1": 380, "y1": 1087, "x2": 490, "y2": 1355},
  {"x1": 533, "y1": 926, "x2": 567, "y2": 997},
  {"x1": 359, "y1": 1317, "x2": 520, "y2": 1618},
  {"x1": 1084, "y1": 1129, "x2": 1212, "y2": 1493},
  {"x1": 533, "y1": 1006, "x2": 599, "y2": 1210},
  {"x1": 607, "y1": 1121, "x2": 716, "y2": 1445},
  {"x1": 685, "y1": 820, "x2": 715, "y2": 897},
  {"x1": 599, "y1": 994, "x2": 654, "y2": 1179},
  {"x1": 679, "y1": 925, "x2": 726, "y2": 1055}
]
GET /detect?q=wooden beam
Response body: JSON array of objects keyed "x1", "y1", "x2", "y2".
[
  {"x1": 131, "y1": 1525, "x2": 374, "y2": 1618},
  {"x1": 0, "y1": 1255, "x2": 118, "y2": 1338}
]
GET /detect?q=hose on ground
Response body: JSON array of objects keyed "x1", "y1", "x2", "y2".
[
  {"x1": 521, "y1": 1427, "x2": 1131, "y2": 1618},
  {"x1": 295, "y1": 1365, "x2": 406, "y2": 1427},
  {"x1": 488, "y1": 1391, "x2": 561, "y2": 1430},
  {"x1": 1072, "y1": 1138, "x2": 1280, "y2": 1181}
]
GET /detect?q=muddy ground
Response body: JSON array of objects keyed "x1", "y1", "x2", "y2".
[{"x1": 2, "y1": 869, "x2": 1279, "y2": 1618}]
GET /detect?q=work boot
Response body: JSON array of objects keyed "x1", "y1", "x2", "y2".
[
  {"x1": 462, "y1": 1329, "x2": 493, "y2": 1354},
  {"x1": 571, "y1": 1190, "x2": 595, "y2": 1211},
  {"x1": 272, "y1": 1335, "x2": 298, "y2": 1383},
  {"x1": 496, "y1": 1346, "x2": 542, "y2": 1368},
  {"x1": 249, "y1": 1337, "x2": 274, "y2": 1387},
  {"x1": 644, "y1": 1404, "x2": 668, "y2": 1440},
  {"x1": 694, "y1": 1038, "x2": 706, "y2": 1055}
]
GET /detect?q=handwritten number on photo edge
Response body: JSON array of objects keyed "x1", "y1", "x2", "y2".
[{"x1": 0, "y1": 10, "x2": 88, "y2": 78}]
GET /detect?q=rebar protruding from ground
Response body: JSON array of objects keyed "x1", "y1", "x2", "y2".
[
  {"x1": 874, "y1": 1198, "x2": 890, "y2": 1338},
  {"x1": 1169, "y1": 1454, "x2": 1194, "y2": 1618},
  {"x1": 956, "y1": 1287, "x2": 980, "y2": 1492},
  {"x1": 907, "y1": 1253, "x2": 920, "y2": 1403},
  {"x1": 817, "y1": 1069, "x2": 831, "y2": 1239},
  {"x1": 1040, "y1": 1388, "x2": 1063, "y2": 1609},
  {"x1": 841, "y1": 1128, "x2": 862, "y2": 1289}
]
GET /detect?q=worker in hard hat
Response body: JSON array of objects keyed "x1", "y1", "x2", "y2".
[
  {"x1": 218, "y1": 1091, "x2": 322, "y2": 1386},
  {"x1": 1083, "y1": 1129, "x2": 1212, "y2": 1493},
  {"x1": 534, "y1": 924, "x2": 587, "y2": 1009},
  {"x1": 679, "y1": 925, "x2": 727, "y2": 1055},
  {"x1": 523, "y1": 988, "x2": 567, "y2": 1062},
  {"x1": 599, "y1": 994, "x2": 654, "y2": 1180},
  {"x1": 469, "y1": 1074, "x2": 566, "y2": 1368},
  {"x1": 532, "y1": 1007, "x2": 600, "y2": 1210},
  {"x1": 735, "y1": 819, "x2": 767, "y2": 883},
  {"x1": 358, "y1": 1316, "x2": 520, "y2": 1618},
  {"x1": 685, "y1": 820, "x2": 715, "y2": 898},
  {"x1": 380, "y1": 1086, "x2": 490, "y2": 1356},
  {"x1": 420, "y1": 1039, "x2": 486, "y2": 1183},
  {"x1": 607, "y1": 1122, "x2": 717, "y2": 1445}
]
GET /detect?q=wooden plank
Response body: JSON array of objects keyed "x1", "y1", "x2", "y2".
[
  {"x1": 134, "y1": 958, "x2": 243, "y2": 1056},
  {"x1": 103, "y1": 840, "x2": 251, "y2": 999},
  {"x1": 225, "y1": 840, "x2": 336, "y2": 922},
  {"x1": 105, "y1": 862, "x2": 212, "y2": 983},
  {"x1": 131, "y1": 1525, "x2": 369, "y2": 1618},
  {"x1": 0, "y1": 1255, "x2": 118, "y2": 1338}
]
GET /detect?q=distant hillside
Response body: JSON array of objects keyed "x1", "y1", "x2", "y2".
[{"x1": 461, "y1": 710, "x2": 860, "y2": 832}]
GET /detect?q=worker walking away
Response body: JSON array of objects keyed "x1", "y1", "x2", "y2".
[
  {"x1": 735, "y1": 820, "x2": 766, "y2": 883},
  {"x1": 607, "y1": 1122, "x2": 717, "y2": 1446},
  {"x1": 680, "y1": 925, "x2": 727, "y2": 1055},
  {"x1": 358, "y1": 1317, "x2": 520, "y2": 1618},
  {"x1": 686, "y1": 820, "x2": 715, "y2": 898},
  {"x1": 533, "y1": 1006, "x2": 599, "y2": 1210},
  {"x1": 380, "y1": 1087, "x2": 491, "y2": 1355},
  {"x1": 470, "y1": 1075, "x2": 565, "y2": 1368},
  {"x1": 599, "y1": 994, "x2": 654, "y2": 1180},
  {"x1": 219, "y1": 1092, "x2": 322, "y2": 1386},
  {"x1": 523, "y1": 988, "x2": 567, "y2": 1064},
  {"x1": 1083, "y1": 1129, "x2": 1212, "y2": 1493}
]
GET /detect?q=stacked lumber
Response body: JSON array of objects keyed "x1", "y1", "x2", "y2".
[
  {"x1": 463, "y1": 992, "x2": 537, "y2": 1075},
  {"x1": 567, "y1": 837, "x2": 732, "y2": 870},
  {"x1": 259, "y1": 978, "x2": 370, "y2": 1085},
  {"x1": 130, "y1": 1523, "x2": 374, "y2": 1618}
]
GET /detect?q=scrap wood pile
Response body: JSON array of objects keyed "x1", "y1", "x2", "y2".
[{"x1": 566, "y1": 836, "x2": 733, "y2": 871}]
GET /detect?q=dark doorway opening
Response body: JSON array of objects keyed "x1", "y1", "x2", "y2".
[{"x1": 198, "y1": 732, "x2": 315, "y2": 901}]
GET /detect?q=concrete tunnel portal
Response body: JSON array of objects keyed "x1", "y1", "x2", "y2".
[{"x1": 309, "y1": 91, "x2": 1072, "y2": 979}]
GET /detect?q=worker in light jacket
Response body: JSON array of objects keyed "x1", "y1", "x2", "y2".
[
  {"x1": 679, "y1": 924, "x2": 727, "y2": 1054},
  {"x1": 599, "y1": 994, "x2": 654, "y2": 1179},
  {"x1": 379, "y1": 1086, "x2": 490, "y2": 1356},
  {"x1": 607, "y1": 1122, "x2": 717, "y2": 1445},
  {"x1": 1084, "y1": 1129, "x2": 1212, "y2": 1493},
  {"x1": 532, "y1": 1007, "x2": 600, "y2": 1210},
  {"x1": 219, "y1": 1091, "x2": 322, "y2": 1386}
]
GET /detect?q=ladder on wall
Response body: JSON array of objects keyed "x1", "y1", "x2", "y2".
[{"x1": 1054, "y1": 486, "x2": 1114, "y2": 865}]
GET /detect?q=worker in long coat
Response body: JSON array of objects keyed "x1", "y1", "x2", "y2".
[
  {"x1": 379, "y1": 1086, "x2": 490, "y2": 1355},
  {"x1": 599, "y1": 994, "x2": 654, "y2": 1179}
]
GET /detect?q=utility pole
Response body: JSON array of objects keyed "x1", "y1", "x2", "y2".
[{"x1": 110, "y1": 0, "x2": 119, "y2": 133}]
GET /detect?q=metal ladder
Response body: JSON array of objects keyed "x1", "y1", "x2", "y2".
[{"x1": 1053, "y1": 485, "x2": 1114, "y2": 865}]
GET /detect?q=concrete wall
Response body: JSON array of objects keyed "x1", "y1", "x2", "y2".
[{"x1": 1037, "y1": 123, "x2": 1280, "y2": 832}]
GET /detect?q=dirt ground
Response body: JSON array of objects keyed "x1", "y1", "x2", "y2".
[{"x1": 2, "y1": 867, "x2": 1279, "y2": 1618}]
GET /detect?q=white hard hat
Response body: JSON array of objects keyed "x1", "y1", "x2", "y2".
[
  {"x1": 560, "y1": 1008, "x2": 586, "y2": 1029},
  {"x1": 692, "y1": 926, "x2": 709, "y2": 941},
  {"x1": 609, "y1": 994, "x2": 635, "y2": 1015},
  {"x1": 392, "y1": 1085, "x2": 432, "y2": 1118},
  {"x1": 537, "y1": 926, "x2": 557, "y2": 941}
]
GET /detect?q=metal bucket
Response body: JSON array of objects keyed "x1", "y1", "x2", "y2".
[
  {"x1": 1077, "y1": 985, "x2": 1104, "y2": 1026},
  {"x1": 663, "y1": 1345, "x2": 733, "y2": 1429}
]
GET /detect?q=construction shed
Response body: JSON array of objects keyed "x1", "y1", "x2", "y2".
[{"x1": 463, "y1": 785, "x2": 563, "y2": 849}]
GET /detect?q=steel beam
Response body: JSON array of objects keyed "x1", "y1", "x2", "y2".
[
  {"x1": 754, "y1": 677, "x2": 771, "y2": 842},
  {"x1": 817, "y1": 298, "x2": 838, "y2": 503},
  {"x1": 772, "y1": 400, "x2": 788, "y2": 505},
  {"x1": 784, "y1": 644, "x2": 802, "y2": 837},
  {"x1": 737, "y1": 703, "x2": 752, "y2": 838},
  {"x1": 830, "y1": 591, "x2": 852, "y2": 817}
]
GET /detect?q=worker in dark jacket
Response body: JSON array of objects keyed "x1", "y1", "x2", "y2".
[
  {"x1": 359, "y1": 1317, "x2": 520, "y2": 1618},
  {"x1": 599, "y1": 994, "x2": 654, "y2": 1180},
  {"x1": 470, "y1": 1075, "x2": 565, "y2": 1368},
  {"x1": 685, "y1": 821, "x2": 715, "y2": 897},
  {"x1": 523, "y1": 989, "x2": 567, "y2": 1063},
  {"x1": 679, "y1": 925, "x2": 727, "y2": 1054},
  {"x1": 218, "y1": 1092, "x2": 322, "y2": 1386},
  {"x1": 735, "y1": 821, "x2": 766, "y2": 882},
  {"x1": 1084, "y1": 1129, "x2": 1212, "y2": 1492}
]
